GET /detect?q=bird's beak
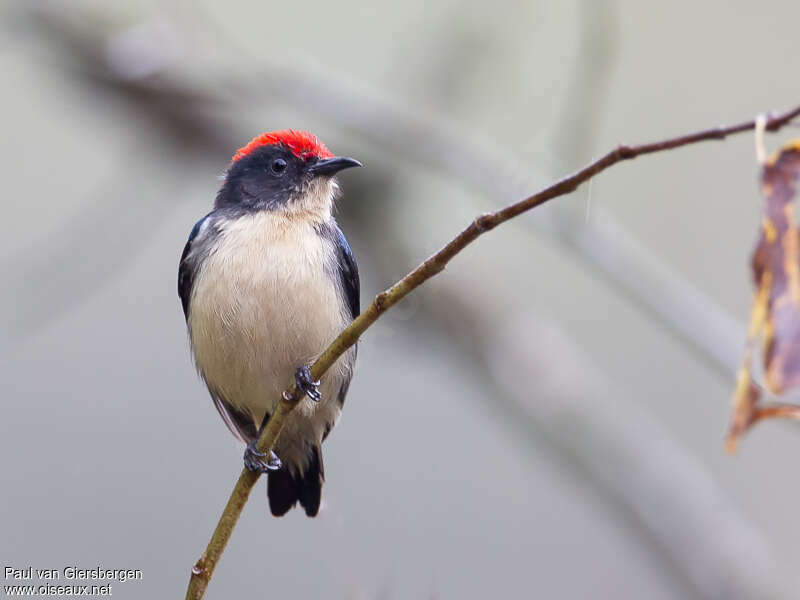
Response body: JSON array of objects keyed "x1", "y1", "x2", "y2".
[{"x1": 309, "y1": 156, "x2": 363, "y2": 177}]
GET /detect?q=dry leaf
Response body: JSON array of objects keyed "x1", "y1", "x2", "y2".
[{"x1": 727, "y1": 139, "x2": 800, "y2": 451}]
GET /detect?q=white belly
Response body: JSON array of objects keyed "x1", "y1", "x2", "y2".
[{"x1": 188, "y1": 212, "x2": 352, "y2": 469}]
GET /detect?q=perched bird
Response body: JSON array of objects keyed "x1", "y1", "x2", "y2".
[{"x1": 178, "y1": 130, "x2": 361, "y2": 517}]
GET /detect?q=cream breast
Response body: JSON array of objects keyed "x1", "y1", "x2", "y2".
[{"x1": 188, "y1": 210, "x2": 350, "y2": 427}]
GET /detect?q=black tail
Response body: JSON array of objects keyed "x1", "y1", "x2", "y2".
[{"x1": 267, "y1": 445, "x2": 324, "y2": 517}]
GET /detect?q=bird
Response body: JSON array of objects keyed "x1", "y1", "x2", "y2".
[{"x1": 178, "y1": 130, "x2": 361, "y2": 517}]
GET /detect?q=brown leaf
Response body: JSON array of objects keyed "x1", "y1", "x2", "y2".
[
  {"x1": 727, "y1": 139, "x2": 800, "y2": 450},
  {"x1": 726, "y1": 369, "x2": 761, "y2": 454}
]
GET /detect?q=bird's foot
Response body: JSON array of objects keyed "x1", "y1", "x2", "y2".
[
  {"x1": 295, "y1": 365, "x2": 321, "y2": 402},
  {"x1": 243, "y1": 441, "x2": 282, "y2": 473}
]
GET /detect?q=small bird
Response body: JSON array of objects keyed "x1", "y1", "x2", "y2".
[{"x1": 178, "y1": 130, "x2": 361, "y2": 517}]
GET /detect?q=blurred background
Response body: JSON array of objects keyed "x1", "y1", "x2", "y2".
[{"x1": 3, "y1": 1, "x2": 800, "y2": 598}]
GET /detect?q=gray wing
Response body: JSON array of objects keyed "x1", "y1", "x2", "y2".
[
  {"x1": 331, "y1": 223, "x2": 360, "y2": 410},
  {"x1": 332, "y1": 224, "x2": 360, "y2": 320},
  {"x1": 178, "y1": 214, "x2": 211, "y2": 320}
]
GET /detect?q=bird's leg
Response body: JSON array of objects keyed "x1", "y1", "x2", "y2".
[
  {"x1": 243, "y1": 412, "x2": 282, "y2": 473},
  {"x1": 295, "y1": 365, "x2": 321, "y2": 402},
  {"x1": 243, "y1": 444, "x2": 281, "y2": 473}
]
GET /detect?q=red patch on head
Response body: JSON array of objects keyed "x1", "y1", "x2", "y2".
[{"x1": 232, "y1": 130, "x2": 334, "y2": 163}]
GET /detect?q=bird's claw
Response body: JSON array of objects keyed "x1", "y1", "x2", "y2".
[
  {"x1": 295, "y1": 365, "x2": 321, "y2": 402},
  {"x1": 243, "y1": 441, "x2": 282, "y2": 473}
]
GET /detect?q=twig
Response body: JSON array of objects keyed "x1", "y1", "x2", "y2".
[{"x1": 185, "y1": 104, "x2": 800, "y2": 599}]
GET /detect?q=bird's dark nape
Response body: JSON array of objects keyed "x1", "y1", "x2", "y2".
[{"x1": 267, "y1": 445, "x2": 324, "y2": 517}]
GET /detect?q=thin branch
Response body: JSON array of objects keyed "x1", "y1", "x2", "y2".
[{"x1": 186, "y1": 104, "x2": 800, "y2": 599}]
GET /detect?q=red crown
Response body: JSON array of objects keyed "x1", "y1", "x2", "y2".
[{"x1": 232, "y1": 130, "x2": 334, "y2": 163}]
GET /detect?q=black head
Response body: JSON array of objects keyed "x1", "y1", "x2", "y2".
[{"x1": 215, "y1": 131, "x2": 361, "y2": 213}]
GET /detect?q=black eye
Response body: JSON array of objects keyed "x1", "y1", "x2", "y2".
[{"x1": 271, "y1": 157, "x2": 287, "y2": 175}]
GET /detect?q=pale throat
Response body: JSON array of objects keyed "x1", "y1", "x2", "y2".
[{"x1": 282, "y1": 177, "x2": 339, "y2": 223}]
